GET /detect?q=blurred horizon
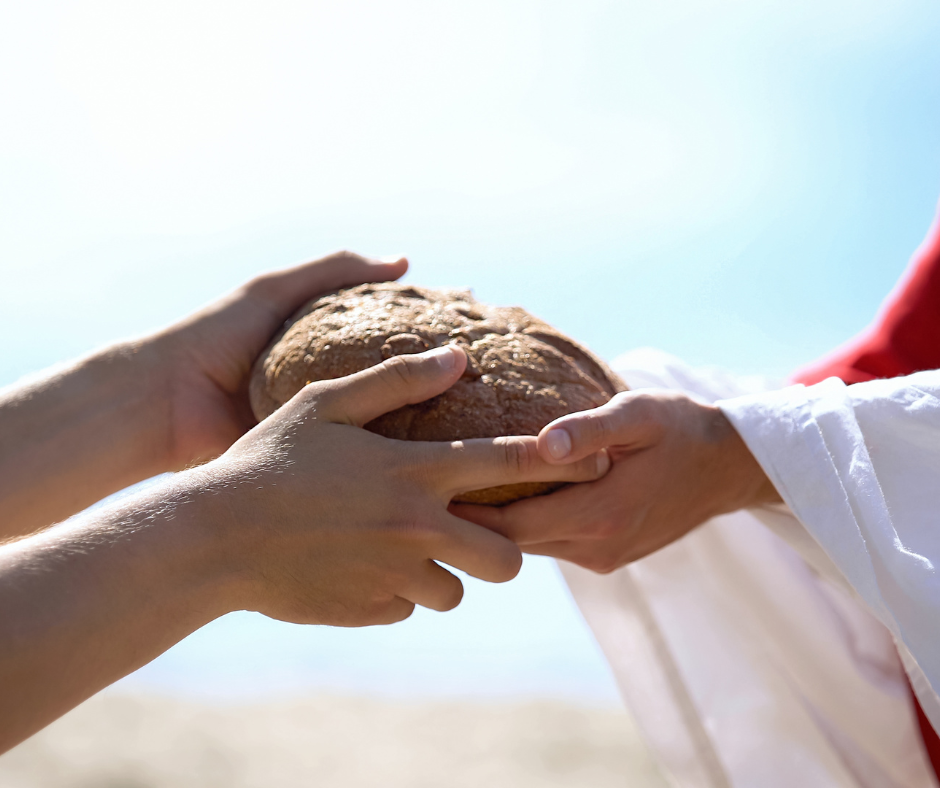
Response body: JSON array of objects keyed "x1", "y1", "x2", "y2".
[{"x1": 2, "y1": 0, "x2": 940, "y2": 705}]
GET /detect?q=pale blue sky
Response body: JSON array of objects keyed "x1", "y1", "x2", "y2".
[{"x1": 2, "y1": 0, "x2": 939, "y2": 702}]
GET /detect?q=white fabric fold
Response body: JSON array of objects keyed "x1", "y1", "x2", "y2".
[
  {"x1": 718, "y1": 370, "x2": 940, "y2": 732},
  {"x1": 560, "y1": 349, "x2": 937, "y2": 788}
]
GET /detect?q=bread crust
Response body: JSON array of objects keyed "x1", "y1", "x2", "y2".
[{"x1": 249, "y1": 282, "x2": 626, "y2": 505}]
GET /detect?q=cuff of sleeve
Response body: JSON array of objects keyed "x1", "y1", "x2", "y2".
[{"x1": 715, "y1": 378, "x2": 890, "y2": 624}]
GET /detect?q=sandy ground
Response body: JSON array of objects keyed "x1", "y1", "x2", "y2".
[{"x1": 0, "y1": 693, "x2": 666, "y2": 788}]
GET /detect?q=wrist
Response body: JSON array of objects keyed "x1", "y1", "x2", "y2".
[
  {"x1": 121, "y1": 327, "x2": 227, "y2": 472},
  {"x1": 702, "y1": 404, "x2": 782, "y2": 513},
  {"x1": 106, "y1": 338, "x2": 176, "y2": 469},
  {"x1": 163, "y1": 459, "x2": 271, "y2": 613},
  {"x1": 99, "y1": 467, "x2": 249, "y2": 620}
]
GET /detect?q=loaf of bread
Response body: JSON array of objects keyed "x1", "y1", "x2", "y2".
[{"x1": 249, "y1": 282, "x2": 626, "y2": 505}]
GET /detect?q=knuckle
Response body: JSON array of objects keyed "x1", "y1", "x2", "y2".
[
  {"x1": 499, "y1": 437, "x2": 534, "y2": 477},
  {"x1": 379, "y1": 354, "x2": 416, "y2": 387},
  {"x1": 243, "y1": 272, "x2": 275, "y2": 298},
  {"x1": 387, "y1": 513, "x2": 440, "y2": 543},
  {"x1": 299, "y1": 379, "x2": 329, "y2": 403},
  {"x1": 292, "y1": 380, "x2": 337, "y2": 420},
  {"x1": 590, "y1": 410, "x2": 615, "y2": 440},
  {"x1": 400, "y1": 445, "x2": 443, "y2": 488},
  {"x1": 609, "y1": 390, "x2": 632, "y2": 407},
  {"x1": 325, "y1": 248, "x2": 359, "y2": 265},
  {"x1": 585, "y1": 554, "x2": 620, "y2": 575},
  {"x1": 241, "y1": 274, "x2": 286, "y2": 315},
  {"x1": 572, "y1": 409, "x2": 615, "y2": 448},
  {"x1": 628, "y1": 392, "x2": 668, "y2": 434}
]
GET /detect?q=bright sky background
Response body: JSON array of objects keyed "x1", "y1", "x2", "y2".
[{"x1": 2, "y1": 0, "x2": 940, "y2": 704}]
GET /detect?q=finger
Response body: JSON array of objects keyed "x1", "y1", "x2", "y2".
[
  {"x1": 520, "y1": 541, "x2": 616, "y2": 572},
  {"x1": 363, "y1": 596, "x2": 416, "y2": 626},
  {"x1": 430, "y1": 513, "x2": 523, "y2": 584},
  {"x1": 248, "y1": 250, "x2": 409, "y2": 317},
  {"x1": 316, "y1": 345, "x2": 468, "y2": 426},
  {"x1": 399, "y1": 560, "x2": 465, "y2": 612},
  {"x1": 447, "y1": 506, "x2": 604, "y2": 568},
  {"x1": 422, "y1": 436, "x2": 610, "y2": 498},
  {"x1": 449, "y1": 482, "x2": 603, "y2": 545},
  {"x1": 520, "y1": 540, "x2": 580, "y2": 560},
  {"x1": 452, "y1": 501, "x2": 627, "y2": 573},
  {"x1": 523, "y1": 540, "x2": 629, "y2": 575},
  {"x1": 537, "y1": 391, "x2": 661, "y2": 464}
]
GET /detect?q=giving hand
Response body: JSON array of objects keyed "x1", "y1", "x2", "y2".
[{"x1": 452, "y1": 390, "x2": 780, "y2": 573}]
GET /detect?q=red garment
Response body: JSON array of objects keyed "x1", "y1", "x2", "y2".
[
  {"x1": 791, "y1": 204, "x2": 940, "y2": 778},
  {"x1": 795, "y1": 210, "x2": 940, "y2": 386}
]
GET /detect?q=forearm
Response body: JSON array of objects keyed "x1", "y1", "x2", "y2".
[
  {"x1": 0, "y1": 341, "x2": 172, "y2": 538},
  {"x1": 704, "y1": 403, "x2": 782, "y2": 512},
  {"x1": 0, "y1": 470, "x2": 235, "y2": 753},
  {"x1": 0, "y1": 342, "x2": 554, "y2": 752}
]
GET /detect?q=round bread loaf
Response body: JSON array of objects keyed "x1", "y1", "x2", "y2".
[{"x1": 249, "y1": 282, "x2": 626, "y2": 505}]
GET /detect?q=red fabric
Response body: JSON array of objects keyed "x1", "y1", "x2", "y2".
[
  {"x1": 794, "y1": 210, "x2": 940, "y2": 387},
  {"x1": 789, "y1": 204, "x2": 940, "y2": 777},
  {"x1": 912, "y1": 684, "x2": 940, "y2": 782}
]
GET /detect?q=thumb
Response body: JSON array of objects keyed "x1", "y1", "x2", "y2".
[
  {"x1": 319, "y1": 345, "x2": 468, "y2": 426},
  {"x1": 538, "y1": 391, "x2": 656, "y2": 464},
  {"x1": 245, "y1": 251, "x2": 409, "y2": 318}
]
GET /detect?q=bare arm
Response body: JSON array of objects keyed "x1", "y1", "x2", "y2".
[
  {"x1": 0, "y1": 251, "x2": 409, "y2": 539},
  {"x1": 0, "y1": 473, "x2": 232, "y2": 750},
  {"x1": 0, "y1": 346, "x2": 607, "y2": 753},
  {"x1": 0, "y1": 343, "x2": 170, "y2": 537}
]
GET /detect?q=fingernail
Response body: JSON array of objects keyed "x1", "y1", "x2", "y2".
[
  {"x1": 380, "y1": 255, "x2": 407, "y2": 264},
  {"x1": 544, "y1": 429, "x2": 572, "y2": 460},
  {"x1": 595, "y1": 449, "x2": 611, "y2": 477},
  {"x1": 427, "y1": 345, "x2": 458, "y2": 372}
]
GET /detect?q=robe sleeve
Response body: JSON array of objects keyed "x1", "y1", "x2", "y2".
[
  {"x1": 717, "y1": 371, "x2": 940, "y2": 711},
  {"x1": 563, "y1": 352, "x2": 939, "y2": 787}
]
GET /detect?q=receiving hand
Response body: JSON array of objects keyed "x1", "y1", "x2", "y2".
[
  {"x1": 153, "y1": 250, "x2": 408, "y2": 469},
  {"x1": 0, "y1": 343, "x2": 609, "y2": 750},
  {"x1": 200, "y1": 345, "x2": 610, "y2": 626},
  {"x1": 451, "y1": 389, "x2": 780, "y2": 574}
]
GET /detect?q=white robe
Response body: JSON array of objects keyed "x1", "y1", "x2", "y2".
[{"x1": 561, "y1": 349, "x2": 940, "y2": 788}]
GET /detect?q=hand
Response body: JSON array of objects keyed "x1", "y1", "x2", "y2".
[
  {"x1": 0, "y1": 345, "x2": 608, "y2": 752},
  {"x1": 451, "y1": 389, "x2": 780, "y2": 574},
  {"x1": 199, "y1": 345, "x2": 609, "y2": 625},
  {"x1": 153, "y1": 250, "x2": 409, "y2": 469}
]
